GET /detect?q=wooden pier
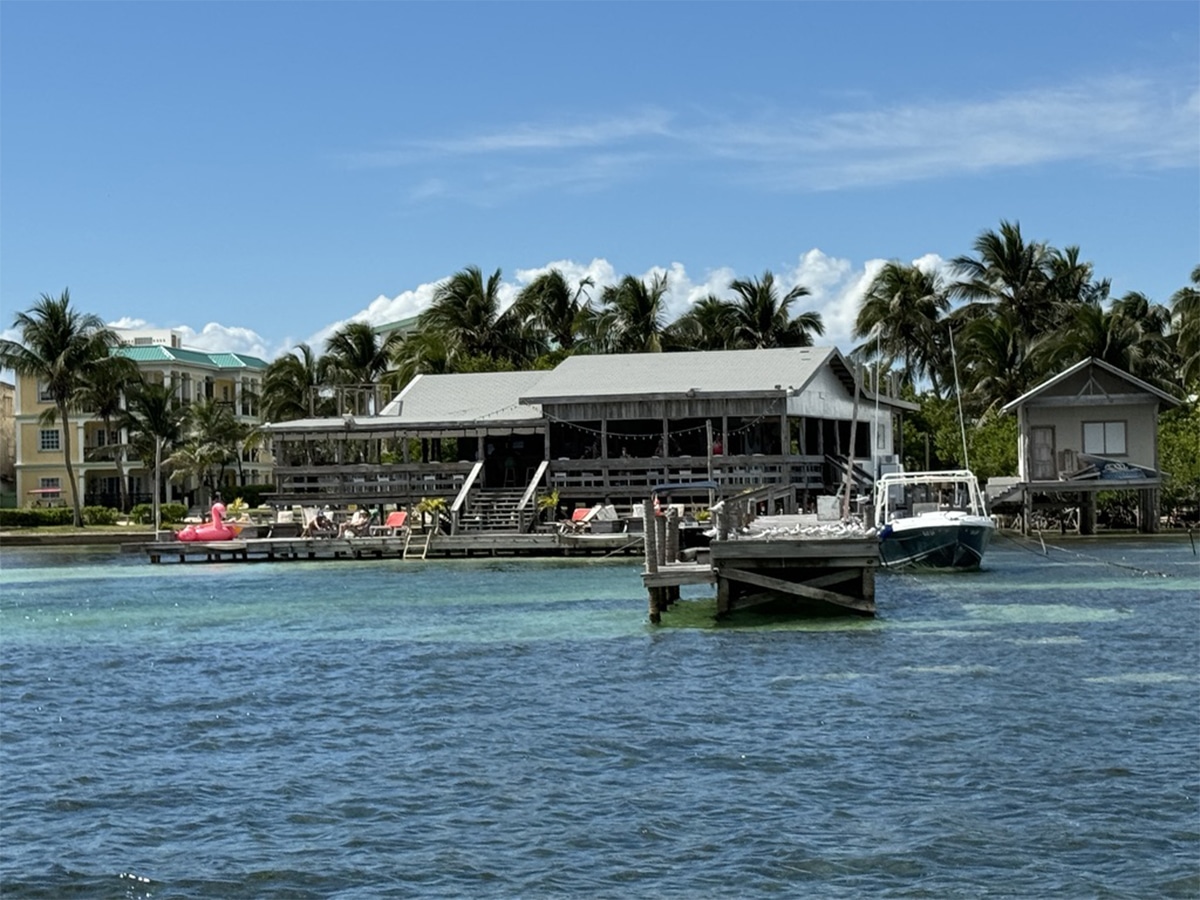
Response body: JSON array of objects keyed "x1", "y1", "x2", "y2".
[
  {"x1": 639, "y1": 493, "x2": 878, "y2": 623},
  {"x1": 143, "y1": 530, "x2": 642, "y2": 564}
]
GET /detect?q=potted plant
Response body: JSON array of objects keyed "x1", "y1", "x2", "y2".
[
  {"x1": 415, "y1": 496, "x2": 447, "y2": 532},
  {"x1": 536, "y1": 489, "x2": 560, "y2": 530}
]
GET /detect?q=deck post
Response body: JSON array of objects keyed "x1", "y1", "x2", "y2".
[
  {"x1": 643, "y1": 499, "x2": 658, "y2": 575},
  {"x1": 665, "y1": 507, "x2": 680, "y2": 563}
]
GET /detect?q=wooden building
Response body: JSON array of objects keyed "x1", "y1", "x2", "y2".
[
  {"x1": 262, "y1": 347, "x2": 915, "y2": 533},
  {"x1": 987, "y1": 357, "x2": 1181, "y2": 533}
]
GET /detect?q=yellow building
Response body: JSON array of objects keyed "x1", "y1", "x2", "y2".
[
  {"x1": 13, "y1": 329, "x2": 271, "y2": 510},
  {"x1": 0, "y1": 380, "x2": 15, "y2": 506}
]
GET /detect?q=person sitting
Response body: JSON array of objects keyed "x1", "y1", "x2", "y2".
[
  {"x1": 337, "y1": 507, "x2": 371, "y2": 538},
  {"x1": 302, "y1": 506, "x2": 336, "y2": 538}
]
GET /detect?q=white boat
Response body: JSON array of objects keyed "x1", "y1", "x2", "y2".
[{"x1": 872, "y1": 469, "x2": 994, "y2": 570}]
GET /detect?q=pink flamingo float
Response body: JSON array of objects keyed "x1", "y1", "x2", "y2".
[{"x1": 176, "y1": 497, "x2": 243, "y2": 542}]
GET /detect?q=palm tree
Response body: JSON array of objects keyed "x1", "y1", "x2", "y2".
[
  {"x1": 956, "y1": 308, "x2": 1036, "y2": 414},
  {"x1": 726, "y1": 271, "x2": 822, "y2": 349},
  {"x1": 1037, "y1": 292, "x2": 1174, "y2": 389},
  {"x1": 853, "y1": 262, "x2": 950, "y2": 395},
  {"x1": 323, "y1": 322, "x2": 403, "y2": 415},
  {"x1": 951, "y1": 220, "x2": 1054, "y2": 341},
  {"x1": 386, "y1": 328, "x2": 458, "y2": 391},
  {"x1": 75, "y1": 354, "x2": 142, "y2": 512},
  {"x1": 174, "y1": 397, "x2": 242, "y2": 501},
  {"x1": 0, "y1": 290, "x2": 121, "y2": 526},
  {"x1": 123, "y1": 379, "x2": 185, "y2": 531},
  {"x1": 1170, "y1": 265, "x2": 1200, "y2": 390},
  {"x1": 664, "y1": 294, "x2": 738, "y2": 351},
  {"x1": 262, "y1": 343, "x2": 333, "y2": 422},
  {"x1": 579, "y1": 273, "x2": 671, "y2": 354},
  {"x1": 510, "y1": 269, "x2": 593, "y2": 351}
]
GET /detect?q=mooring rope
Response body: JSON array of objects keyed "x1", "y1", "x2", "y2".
[{"x1": 992, "y1": 529, "x2": 1184, "y2": 578}]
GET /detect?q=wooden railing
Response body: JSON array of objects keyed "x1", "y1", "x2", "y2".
[
  {"x1": 548, "y1": 454, "x2": 827, "y2": 494},
  {"x1": 270, "y1": 462, "x2": 474, "y2": 504},
  {"x1": 268, "y1": 455, "x2": 831, "y2": 506}
]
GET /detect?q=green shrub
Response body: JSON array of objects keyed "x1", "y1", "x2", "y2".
[
  {"x1": 235, "y1": 483, "x2": 275, "y2": 509},
  {"x1": 82, "y1": 506, "x2": 119, "y2": 526},
  {"x1": 0, "y1": 507, "x2": 75, "y2": 528},
  {"x1": 127, "y1": 502, "x2": 188, "y2": 525},
  {"x1": 161, "y1": 502, "x2": 187, "y2": 524}
]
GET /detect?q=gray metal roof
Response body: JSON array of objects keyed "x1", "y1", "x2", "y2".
[
  {"x1": 520, "y1": 347, "x2": 848, "y2": 402},
  {"x1": 380, "y1": 370, "x2": 547, "y2": 424}
]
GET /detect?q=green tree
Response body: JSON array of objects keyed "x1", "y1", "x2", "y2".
[
  {"x1": 509, "y1": 268, "x2": 593, "y2": 352},
  {"x1": 386, "y1": 329, "x2": 457, "y2": 390},
  {"x1": 951, "y1": 220, "x2": 1054, "y2": 342},
  {"x1": 1158, "y1": 400, "x2": 1200, "y2": 519},
  {"x1": 956, "y1": 308, "x2": 1036, "y2": 414},
  {"x1": 580, "y1": 272, "x2": 670, "y2": 354},
  {"x1": 170, "y1": 397, "x2": 241, "y2": 502},
  {"x1": 853, "y1": 262, "x2": 949, "y2": 395},
  {"x1": 1169, "y1": 265, "x2": 1200, "y2": 391},
  {"x1": 726, "y1": 270, "x2": 822, "y2": 349},
  {"x1": 419, "y1": 266, "x2": 539, "y2": 368},
  {"x1": 262, "y1": 343, "x2": 334, "y2": 422},
  {"x1": 1036, "y1": 293, "x2": 1173, "y2": 391},
  {"x1": 323, "y1": 322, "x2": 403, "y2": 414},
  {"x1": 123, "y1": 379, "x2": 186, "y2": 528},
  {"x1": 75, "y1": 353, "x2": 143, "y2": 512},
  {"x1": 0, "y1": 290, "x2": 121, "y2": 526},
  {"x1": 664, "y1": 294, "x2": 735, "y2": 351}
]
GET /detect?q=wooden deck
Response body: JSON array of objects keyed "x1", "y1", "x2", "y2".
[
  {"x1": 639, "y1": 500, "x2": 879, "y2": 621},
  {"x1": 143, "y1": 530, "x2": 643, "y2": 564}
]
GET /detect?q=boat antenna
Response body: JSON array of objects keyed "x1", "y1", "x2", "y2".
[
  {"x1": 872, "y1": 326, "x2": 882, "y2": 482},
  {"x1": 948, "y1": 325, "x2": 970, "y2": 471}
]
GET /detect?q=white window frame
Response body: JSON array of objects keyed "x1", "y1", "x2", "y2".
[
  {"x1": 1082, "y1": 420, "x2": 1127, "y2": 456},
  {"x1": 37, "y1": 381, "x2": 54, "y2": 403},
  {"x1": 39, "y1": 429, "x2": 61, "y2": 452}
]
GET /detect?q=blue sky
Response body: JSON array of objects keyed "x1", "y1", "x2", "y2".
[{"x1": 2, "y1": 2, "x2": 1197, "y2": 363}]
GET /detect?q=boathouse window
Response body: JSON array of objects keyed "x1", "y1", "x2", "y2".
[
  {"x1": 39, "y1": 429, "x2": 61, "y2": 452},
  {"x1": 1082, "y1": 420, "x2": 1126, "y2": 456}
]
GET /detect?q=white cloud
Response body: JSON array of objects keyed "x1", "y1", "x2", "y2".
[
  {"x1": 107, "y1": 316, "x2": 280, "y2": 361},
  {"x1": 356, "y1": 73, "x2": 1197, "y2": 200},
  {"x1": 102, "y1": 253, "x2": 940, "y2": 369}
]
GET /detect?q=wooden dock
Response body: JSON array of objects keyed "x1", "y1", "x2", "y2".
[
  {"x1": 143, "y1": 530, "x2": 642, "y2": 564},
  {"x1": 639, "y1": 495, "x2": 879, "y2": 622}
]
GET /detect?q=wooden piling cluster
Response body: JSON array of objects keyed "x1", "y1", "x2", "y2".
[{"x1": 640, "y1": 494, "x2": 879, "y2": 623}]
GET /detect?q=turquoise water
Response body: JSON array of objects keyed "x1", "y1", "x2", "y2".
[{"x1": 1, "y1": 538, "x2": 1197, "y2": 898}]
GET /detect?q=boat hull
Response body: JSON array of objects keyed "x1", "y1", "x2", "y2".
[{"x1": 879, "y1": 518, "x2": 993, "y2": 570}]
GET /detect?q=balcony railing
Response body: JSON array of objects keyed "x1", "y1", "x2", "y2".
[
  {"x1": 548, "y1": 454, "x2": 827, "y2": 494},
  {"x1": 270, "y1": 462, "x2": 474, "y2": 505},
  {"x1": 268, "y1": 454, "x2": 831, "y2": 507}
]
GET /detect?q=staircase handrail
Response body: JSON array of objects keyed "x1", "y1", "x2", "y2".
[
  {"x1": 449, "y1": 461, "x2": 484, "y2": 535},
  {"x1": 450, "y1": 461, "x2": 485, "y2": 514},
  {"x1": 516, "y1": 460, "x2": 550, "y2": 511}
]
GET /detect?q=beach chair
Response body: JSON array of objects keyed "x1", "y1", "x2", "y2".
[{"x1": 370, "y1": 510, "x2": 409, "y2": 537}]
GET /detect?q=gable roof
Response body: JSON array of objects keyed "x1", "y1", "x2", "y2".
[
  {"x1": 521, "y1": 347, "x2": 851, "y2": 403},
  {"x1": 379, "y1": 370, "x2": 547, "y2": 425},
  {"x1": 1001, "y1": 357, "x2": 1181, "y2": 412}
]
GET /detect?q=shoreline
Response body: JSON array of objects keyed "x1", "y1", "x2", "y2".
[{"x1": 1, "y1": 528, "x2": 1194, "y2": 551}]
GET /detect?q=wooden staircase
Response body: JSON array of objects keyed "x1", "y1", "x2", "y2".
[{"x1": 460, "y1": 488, "x2": 537, "y2": 533}]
